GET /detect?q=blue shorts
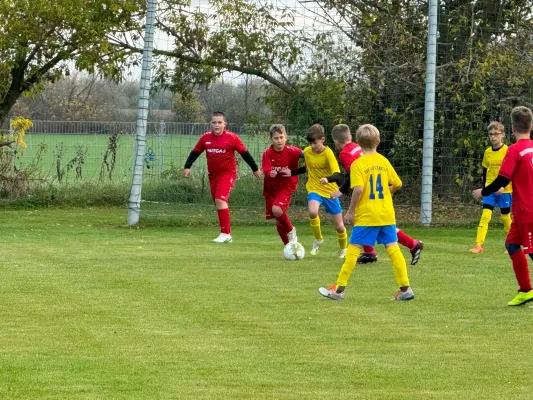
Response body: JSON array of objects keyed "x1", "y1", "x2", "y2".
[
  {"x1": 307, "y1": 192, "x2": 342, "y2": 215},
  {"x1": 350, "y1": 225, "x2": 398, "y2": 246},
  {"x1": 483, "y1": 193, "x2": 512, "y2": 209}
]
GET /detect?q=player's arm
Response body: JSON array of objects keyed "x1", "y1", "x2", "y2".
[
  {"x1": 388, "y1": 162, "x2": 402, "y2": 193},
  {"x1": 183, "y1": 137, "x2": 205, "y2": 176},
  {"x1": 480, "y1": 175, "x2": 510, "y2": 197},
  {"x1": 482, "y1": 167, "x2": 487, "y2": 185},
  {"x1": 344, "y1": 185, "x2": 362, "y2": 225},
  {"x1": 261, "y1": 151, "x2": 272, "y2": 176},
  {"x1": 239, "y1": 150, "x2": 260, "y2": 173}
]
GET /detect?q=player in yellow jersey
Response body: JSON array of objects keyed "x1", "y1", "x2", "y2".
[
  {"x1": 470, "y1": 121, "x2": 512, "y2": 253},
  {"x1": 281, "y1": 124, "x2": 347, "y2": 258},
  {"x1": 318, "y1": 124, "x2": 414, "y2": 301}
]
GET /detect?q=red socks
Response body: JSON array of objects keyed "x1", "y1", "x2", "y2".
[
  {"x1": 397, "y1": 229, "x2": 416, "y2": 249},
  {"x1": 275, "y1": 212, "x2": 293, "y2": 245},
  {"x1": 363, "y1": 245, "x2": 376, "y2": 255},
  {"x1": 510, "y1": 251, "x2": 532, "y2": 292},
  {"x1": 217, "y1": 208, "x2": 231, "y2": 234}
]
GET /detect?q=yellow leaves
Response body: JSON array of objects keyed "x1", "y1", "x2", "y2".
[{"x1": 8, "y1": 116, "x2": 33, "y2": 151}]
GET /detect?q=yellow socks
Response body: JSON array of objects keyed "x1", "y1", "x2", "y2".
[
  {"x1": 500, "y1": 213, "x2": 512, "y2": 233},
  {"x1": 336, "y1": 245, "x2": 361, "y2": 288},
  {"x1": 309, "y1": 216, "x2": 323, "y2": 241},
  {"x1": 386, "y1": 245, "x2": 410, "y2": 287},
  {"x1": 475, "y1": 208, "x2": 492, "y2": 245},
  {"x1": 337, "y1": 228, "x2": 347, "y2": 250}
]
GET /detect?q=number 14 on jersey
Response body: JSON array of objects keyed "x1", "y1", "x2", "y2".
[{"x1": 369, "y1": 173, "x2": 384, "y2": 200}]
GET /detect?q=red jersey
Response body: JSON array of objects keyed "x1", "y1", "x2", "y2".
[
  {"x1": 262, "y1": 145, "x2": 303, "y2": 193},
  {"x1": 339, "y1": 142, "x2": 363, "y2": 170},
  {"x1": 192, "y1": 130, "x2": 247, "y2": 176},
  {"x1": 499, "y1": 138, "x2": 533, "y2": 223}
]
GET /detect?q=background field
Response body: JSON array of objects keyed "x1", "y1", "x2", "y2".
[
  {"x1": 16, "y1": 133, "x2": 272, "y2": 183},
  {"x1": 1, "y1": 208, "x2": 532, "y2": 399}
]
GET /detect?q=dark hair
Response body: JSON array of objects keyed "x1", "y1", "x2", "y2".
[
  {"x1": 212, "y1": 111, "x2": 226, "y2": 121},
  {"x1": 511, "y1": 106, "x2": 533, "y2": 133},
  {"x1": 306, "y1": 124, "x2": 325, "y2": 142}
]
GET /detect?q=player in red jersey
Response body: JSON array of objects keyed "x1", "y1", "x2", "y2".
[
  {"x1": 473, "y1": 106, "x2": 533, "y2": 306},
  {"x1": 262, "y1": 124, "x2": 304, "y2": 245},
  {"x1": 321, "y1": 124, "x2": 424, "y2": 265},
  {"x1": 183, "y1": 112, "x2": 262, "y2": 243}
]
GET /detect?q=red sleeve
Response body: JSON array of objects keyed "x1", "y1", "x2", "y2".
[
  {"x1": 232, "y1": 134, "x2": 247, "y2": 154},
  {"x1": 338, "y1": 151, "x2": 352, "y2": 171},
  {"x1": 499, "y1": 146, "x2": 517, "y2": 180},
  {"x1": 262, "y1": 149, "x2": 272, "y2": 175},
  {"x1": 192, "y1": 135, "x2": 206, "y2": 153}
]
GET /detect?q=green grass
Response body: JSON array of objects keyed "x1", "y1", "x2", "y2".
[
  {"x1": 1, "y1": 208, "x2": 532, "y2": 399},
  {"x1": 16, "y1": 134, "x2": 271, "y2": 183}
]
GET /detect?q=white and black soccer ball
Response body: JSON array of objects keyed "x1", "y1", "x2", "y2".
[{"x1": 283, "y1": 242, "x2": 305, "y2": 261}]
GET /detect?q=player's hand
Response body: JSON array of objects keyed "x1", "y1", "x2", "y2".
[
  {"x1": 279, "y1": 167, "x2": 291, "y2": 177},
  {"x1": 496, "y1": 187, "x2": 504, "y2": 195},
  {"x1": 183, "y1": 168, "x2": 191, "y2": 177},
  {"x1": 343, "y1": 211, "x2": 354, "y2": 225},
  {"x1": 270, "y1": 170, "x2": 277, "y2": 178},
  {"x1": 330, "y1": 190, "x2": 342, "y2": 199},
  {"x1": 472, "y1": 188, "x2": 483, "y2": 201},
  {"x1": 253, "y1": 170, "x2": 263, "y2": 179}
]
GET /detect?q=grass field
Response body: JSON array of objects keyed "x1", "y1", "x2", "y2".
[
  {"x1": 1, "y1": 208, "x2": 533, "y2": 399},
  {"x1": 16, "y1": 134, "x2": 271, "y2": 183}
]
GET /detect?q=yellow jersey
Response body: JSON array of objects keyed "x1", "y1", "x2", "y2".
[
  {"x1": 482, "y1": 145, "x2": 512, "y2": 193},
  {"x1": 303, "y1": 146, "x2": 340, "y2": 197},
  {"x1": 350, "y1": 153, "x2": 401, "y2": 226}
]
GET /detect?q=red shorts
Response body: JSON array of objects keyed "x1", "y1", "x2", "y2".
[
  {"x1": 264, "y1": 188, "x2": 294, "y2": 219},
  {"x1": 209, "y1": 174, "x2": 236, "y2": 202},
  {"x1": 506, "y1": 221, "x2": 533, "y2": 254}
]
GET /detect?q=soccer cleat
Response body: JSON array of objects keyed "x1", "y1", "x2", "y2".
[
  {"x1": 410, "y1": 241, "x2": 424, "y2": 265},
  {"x1": 338, "y1": 248, "x2": 347, "y2": 259},
  {"x1": 469, "y1": 244, "x2": 484, "y2": 253},
  {"x1": 310, "y1": 239, "x2": 324, "y2": 256},
  {"x1": 394, "y1": 287, "x2": 415, "y2": 301},
  {"x1": 318, "y1": 284, "x2": 345, "y2": 300},
  {"x1": 507, "y1": 290, "x2": 533, "y2": 306},
  {"x1": 213, "y1": 233, "x2": 232, "y2": 243},
  {"x1": 287, "y1": 227, "x2": 298, "y2": 244},
  {"x1": 357, "y1": 253, "x2": 378, "y2": 264}
]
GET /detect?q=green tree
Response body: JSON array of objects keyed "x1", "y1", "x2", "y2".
[{"x1": 0, "y1": 0, "x2": 143, "y2": 126}]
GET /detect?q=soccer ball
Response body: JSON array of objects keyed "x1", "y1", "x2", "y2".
[{"x1": 283, "y1": 242, "x2": 305, "y2": 261}]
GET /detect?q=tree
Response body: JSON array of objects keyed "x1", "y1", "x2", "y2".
[{"x1": 0, "y1": 0, "x2": 143, "y2": 127}]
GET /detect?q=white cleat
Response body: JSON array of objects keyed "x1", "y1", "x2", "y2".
[
  {"x1": 338, "y1": 248, "x2": 347, "y2": 259},
  {"x1": 310, "y1": 239, "x2": 324, "y2": 256},
  {"x1": 287, "y1": 227, "x2": 298, "y2": 244},
  {"x1": 213, "y1": 233, "x2": 232, "y2": 243}
]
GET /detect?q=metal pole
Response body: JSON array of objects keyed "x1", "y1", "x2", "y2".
[
  {"x1": 421, "y1": 0, "x2": 438, "y2": 226},
  {"x1": 159, "y1": 119, "x2": 165, "y2": 176},
  {"x1": 128, "y1": 0, "x2": 157, "y2": 226}
]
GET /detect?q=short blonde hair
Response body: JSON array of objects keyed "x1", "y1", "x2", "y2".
[
  {"x1": 356, "y1": 124, "x2": 380, "y2": 150},
  {"x1": 511, "y1": 106, "x2": 533, "y2": 133},
  {"x1": 487, "y1": 121, "x2": 504, "y2": 133},
  {"x1": 331, "y1": 124, "x2": 352, "y2": 143},
  {"x1": 269, "y1": 124, "x2": 286, "y2": 138}
]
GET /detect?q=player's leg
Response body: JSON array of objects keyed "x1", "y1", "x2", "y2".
[
  {"x1": 275, "y1": 189, "x2": 297, "y2": 244},
  {"x1": 325, "y1": 197, "x2": 347, "y2": 258},
  {"x1": 497, "y1": 193, "x2": 512, "y2": 234},
  {"x1": 380, "y1": 226, "x2": 414, "y2": 301},
  {"x1": 307, "y1": 193, "x2": 323, "y2": 255},
  {"x1": 272, "y1": 205, "x2": 293, "y2": 245},
  {"x1": 318, "y1": 226, "x2": 377, "y2": 300},
  {"x1": 506, "y1": 222, "x2": 533, "y2": 306},
  {"x1": 396, "y1": 228, "x2": 424, "y2": 265},
  {"x1": 470, "y1": 199, "x2": 495, "y2": 253},
  {"x1": 212, "y1": 175, "x2": 235, "y2": 243}
]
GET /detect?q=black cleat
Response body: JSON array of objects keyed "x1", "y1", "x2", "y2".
[
  {"x1": 357, "y1": 253, "x2": 378, "y2": 265},
  {"x1": 410, "y1": 241, "x2": 424, "y2": 265}
]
